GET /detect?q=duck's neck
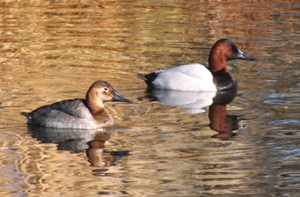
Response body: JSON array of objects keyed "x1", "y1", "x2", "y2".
[
  {"x1": 86, "y1": 95, "x2": 105, "y2": 115},
  {"x1": 88, "y1": 102, "x2": 105, "y2": 115},
  {"x1": 85, "y1": 92, "x2": 114, "y2": 127},
  {"x1": 86, "y1": 99, "x2": 112, "y2": 124},
  {"x1": 208, "y1": 48, "x2": 228, "y2": 75}
]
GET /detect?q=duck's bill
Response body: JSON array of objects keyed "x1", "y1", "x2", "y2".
[
  {"x1": 112, "y1": 90, "x2": 132, "y2": 103},
  {"x1": 236, "y1": 48, "x2": 256, "y2": 61}
]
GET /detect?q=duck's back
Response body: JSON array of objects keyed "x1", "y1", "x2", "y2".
[
  {"x1": 26, "y1": 99, "x2": 100, "y2": 129},
  {"x1": 150, "y1": 63, "x2": 217, "y2": 91}
]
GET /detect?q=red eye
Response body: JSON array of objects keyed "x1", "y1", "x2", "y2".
[{"x1": 228, "y1": 46, "x2": 232, "y2": 50}]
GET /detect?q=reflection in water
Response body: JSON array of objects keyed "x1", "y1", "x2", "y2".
[
  {"x1": 144, "y1": 88, "x2": 217, "y2": 114},
  {"x1": 209, "y1": 90, "x2": 240, "y2": 139},
  {"x1": 0, "y1": 0, "x2": 299, "y2": 196},
  {"x1": 144, "y1": 87, "x2": 238, "y2": 115},
  {"x1": 87, "y1": 132, "x2": 130, "y2": 167},
  {"x1": 145, "y1": 88, "x2": 239, "y2": 138},
  {"x1": 209, "y1": 104, "x2": 240, "y2": 139},
  {"x1": 27, "y1": 126, "x2": 129, "y2": 167}
]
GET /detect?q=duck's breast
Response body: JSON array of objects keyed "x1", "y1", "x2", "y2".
[{"x1": 152, "y1": 63, "x2": 217, "y2": 91}]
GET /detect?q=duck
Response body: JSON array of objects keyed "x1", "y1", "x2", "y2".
[
  {"x1": 21, "y1": 80, "x2": 131, "y2": 129},
  {"x1": 138, "y1": 38, "x2": 255, "y2": 91}
]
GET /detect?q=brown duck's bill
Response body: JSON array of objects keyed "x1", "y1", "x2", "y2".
[{"x1": 112, "y1": 90, "x2": 132, "y2": 103}]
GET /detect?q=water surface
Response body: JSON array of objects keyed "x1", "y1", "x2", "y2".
[{"x1": 0, "y1": 1, "x2": 299, "y2": 196}]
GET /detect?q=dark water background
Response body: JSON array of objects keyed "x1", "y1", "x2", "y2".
[{"x1": 0, "y1": 1, "x2": 299, "y2": 196}]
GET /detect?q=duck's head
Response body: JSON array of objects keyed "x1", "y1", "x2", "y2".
[
  {"x1": 86, "y1": 80, "x2": 131, "y2": 113},
  {"x1": 87, "y1": 80, "x2": 132, "y2": 103},
  {"x1": 222, "y1": 39, "x2": 256, "y2": 61},
  {"x1": 209, "y1": 38, "x2": 256, "y2": 73}
]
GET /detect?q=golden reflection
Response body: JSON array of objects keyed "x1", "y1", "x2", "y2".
[
  {"x1": 0, "y1": 0, "x2": 299, "y2": 196},
  {"x1": 14, "y1": 126, "x2": 131, "y2": 194},
  {"x1": 87, "y1": 130, "x2": 130, "y2": 167}
]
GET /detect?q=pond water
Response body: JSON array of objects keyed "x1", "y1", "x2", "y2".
[{"x1": 0, "y1": 0, "x2": 299, "y2": 196}]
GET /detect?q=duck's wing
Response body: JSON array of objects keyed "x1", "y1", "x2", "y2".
[
  {"x1": 164, "y1": 63, "x2": 211, "y2": 79},
  {"x1": 27, "y1": 99, "x2": 92, "y2": 120},
  {"x1": 24, "y1": 99, "x2": 96, "y2": 128},
  {"x1": 55, "y1": 99, "x2": 93, "y2": 119},
  {"x1": 151, "y1": 64, "x2": 216, "y2": 91},
  {"x1": 138, "y1": 64, "x2": 207, "y2": 84}
]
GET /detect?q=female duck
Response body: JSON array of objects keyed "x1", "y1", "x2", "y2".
[
  {"x1": 22, "y1": 80, "x2": 131, "y2": 129},
  {"x1": 138, "y1": 38, "x2": 255, "y2": 91}
]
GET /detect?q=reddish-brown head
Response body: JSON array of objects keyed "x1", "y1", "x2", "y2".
[{"x1": 208, "y1": 39, "x2": 255, "y2": 74}]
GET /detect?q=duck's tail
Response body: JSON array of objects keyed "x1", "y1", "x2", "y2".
[
  {"x1": 21, "y1": 112, "x2": 32, "y2": 120},
  {"x1": 137, "y1": 72, "x2": 159, "y2": 87},
  {"x1": 137, "y1": 73, "x2": 147, "y2": 81}
]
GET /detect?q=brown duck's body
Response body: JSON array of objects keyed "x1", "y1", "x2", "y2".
[{"x1": 22, "y1": 80, "x2": 131, "y2": 129}]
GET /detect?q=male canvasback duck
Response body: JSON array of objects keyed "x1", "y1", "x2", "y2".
[
  {"x1": 21, "y1": 80, "x2": 131, "y2": 129},
  {"x1": 138, "y1": 38, "x2": 255, "y2": 91}
]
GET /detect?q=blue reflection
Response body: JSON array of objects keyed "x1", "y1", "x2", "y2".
[{"x1": 270, "y1": 119, "x2": 300, "y2": 125}]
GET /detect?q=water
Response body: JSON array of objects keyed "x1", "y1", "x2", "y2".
[{"x1": 0, "y1": 1, "x2": 299, "y2": 196}]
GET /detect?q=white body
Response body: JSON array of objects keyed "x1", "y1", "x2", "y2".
[{"x1": 151, "y1": 63, "x2": 217, "y2": 92}]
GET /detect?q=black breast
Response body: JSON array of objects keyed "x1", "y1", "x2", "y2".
[{"x1": 213, "y1": 72, "x2": 237, "y2": 91}]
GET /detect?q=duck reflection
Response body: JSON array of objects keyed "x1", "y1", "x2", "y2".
[
  {"x1": 27, "y1": 126, "x2": 129, "y2": 167},
  {"x1": 145, "y1": 88, "x2": 240, "y2": 138},
  {"x1": 209, "y1": 90, "x2": 240, "y2": 139},
  {"x1": 145, "y1": 88, "x2": 217, "y2": 114}
]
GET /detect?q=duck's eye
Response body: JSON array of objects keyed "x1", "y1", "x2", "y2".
[
  {"x1": 104, "y1": 87, "x2": 108, "y2": 91},
  {"x1": 228, "y1": 46, "x2": 232, "y2": 50}
]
